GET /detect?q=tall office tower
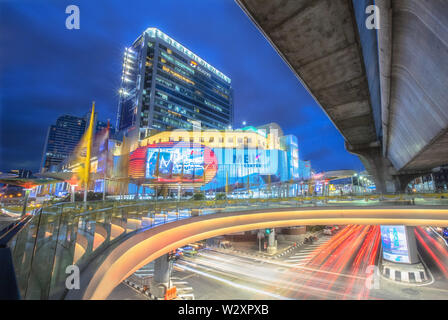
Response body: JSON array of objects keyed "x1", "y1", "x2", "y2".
[
  {"x1": 116, "y1": 28, "x2": 233, "y2": 141},
  {"x1": 40, "y1": 115, "x2": 87, "y2": 172},
  {"x1": 40, "y1": 114, "x2": 114, "y2": 172}
]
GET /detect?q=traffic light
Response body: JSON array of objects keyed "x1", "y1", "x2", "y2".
[{"x1": 265, "y1": 228, "x2": 272, "y2": 235}]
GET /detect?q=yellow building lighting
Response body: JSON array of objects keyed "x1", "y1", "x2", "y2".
[{"x1": 162, "y1": 65, "x2": 195, "y2": 86}]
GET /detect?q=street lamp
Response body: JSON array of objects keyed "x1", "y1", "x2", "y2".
[{"x1": 70, "y1": 184, "x2": 77, "y2": 203}]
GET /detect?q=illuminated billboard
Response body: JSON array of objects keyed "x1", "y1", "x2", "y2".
[
  {"x1": 380, "y1": 225, "x2": 410, "y2": 263},
  {"x1": 128, "y1": 138, "x2": 292, "y2": 190},
  {"x1": 129, "y1": 142, "x2": 217, "y2": 184}
]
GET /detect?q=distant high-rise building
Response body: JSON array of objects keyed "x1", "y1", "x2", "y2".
[
  {"x1": 40, "y1": 115, "x2": 86, "y2": 172},
  {"x1": 40, "y1": 114, "x2": 115, "y2": 172},
  {"x1": 299, "y1": 160, "x2": 312, "y2": 180},
  {"x1": 116, "y1": 28, "x2": 233, "y2": 141},
  {"x1": 9, "y1": 169, "x2": 33, "y2": 178}
]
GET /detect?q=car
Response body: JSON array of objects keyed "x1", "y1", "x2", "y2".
[
  {"x1": 181, "y1": 246, "x2": 198, "y2": 257},
  {"x1": 175, "y1": 248, "x2": 184, "y2": 258},
  {"x1": 443, "y1": 228, "x2": 448, "y2": 240},
  {"x1": 323, "y1": 226, "x2": 338, "y2": 236},
  {"x1": 192, "y1": 242, "x2": 206, "y2": 250},
  {"x1": 219, "y1": 240, "x2": 232, "y2": 249}
]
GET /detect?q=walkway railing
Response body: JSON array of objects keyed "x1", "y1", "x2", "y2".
[
  {"x1": 0, "y1": 213, "x2": 34, "y2": 299},
  {"x1": 4, "y1": 193, "x2": 448, "y2": 300}
]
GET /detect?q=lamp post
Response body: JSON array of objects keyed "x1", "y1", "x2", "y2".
[
  {"x1": 21, "y1": 188, "x2": 33, "y2": 217},
  {"x1": 352, "y1": 173, "x2": 358, "y2": 195},
  {"x1": 70, "y1": 184, "x2": 77, "y2": 203},
  {"x1": 351, "y1": 175, "x2": 354, "y2": 195},
  {"x1": 102, "y1": 178, "x2": 107, "y2": 201}
]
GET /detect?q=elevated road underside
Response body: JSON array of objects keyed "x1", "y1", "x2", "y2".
[{"x1": 235, "y1": 0, "x2": 448, "y2": 193}]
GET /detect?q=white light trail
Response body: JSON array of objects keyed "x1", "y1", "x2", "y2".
[{"x1": 176, "y1": 263, "x2": 292, "y2": 300}]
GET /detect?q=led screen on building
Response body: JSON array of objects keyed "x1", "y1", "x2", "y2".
[
  {"x1": 129, "y1": 142, "x2": 217, "y2": 183},
  {"x1": 128, "y1": 139, "x2": 292, "y2": 190},
  {"x1": 146, "y1": 146, "x2": 206, "y2": 182},
  {"x1": 380, "y1": 225, "x2": 410, "y2": 263}
]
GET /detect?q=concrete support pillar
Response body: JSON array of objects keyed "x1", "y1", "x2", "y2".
[
  {"x1": 102, "y1": 179, "x2": 107, "y2": 201},
  {"x1": 267, "y1": 229, "x2": 277, "y2": 254},
  {"x1": 346, "y1": 143, "x2": 399, "y2": 194},
  {"x1": 83, "y1": 183, "x2": 88, "y2": 203},
  {"x1": 150, "y1": 254, "x2": 171, "y2": 299},
  {"x1": 70, "y1": 185, "x2": 76, "y2": 203},
  {"x1": 347, "y1": 143, "x2": 431, "y2": 195}
]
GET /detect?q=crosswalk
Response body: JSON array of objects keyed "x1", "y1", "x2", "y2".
[
  {"x1": 134, "y1": 263, "x2": 154, "y2": 278},
  {"x1": 284, "y1": 237, "x2": 330, "y2": 266},
  {"x1": 129, "y1": 264, "x2": 195, "y2": 299}
]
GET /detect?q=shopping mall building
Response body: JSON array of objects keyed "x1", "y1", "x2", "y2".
[
  {"x1": 124, "y1": 123, "x2": 303, "y2": 196},
  {"x1": 33, "y1": 123, "x2": 312, "y2": 198}
]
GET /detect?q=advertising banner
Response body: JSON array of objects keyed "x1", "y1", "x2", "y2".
[{"x1": 380, "y1": 225, "x2": 410, "y2": 263}]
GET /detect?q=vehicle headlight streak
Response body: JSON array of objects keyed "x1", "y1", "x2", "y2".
[{"x1": 175, "y1": 261, "x2": 292, "y2": 300}]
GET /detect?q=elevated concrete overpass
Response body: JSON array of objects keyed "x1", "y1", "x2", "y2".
[
  {"x1": 315, "y1": 170, "x2": 357, "y2": 181},
  {"x1": 235, "y1": 0, "x2": 448, "y2": 193},
  {"x1": 67, "y1": 204, "x2": 448, "y2": 300}
]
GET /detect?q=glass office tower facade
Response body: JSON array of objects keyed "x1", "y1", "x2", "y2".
[
  {"x1": 40, "y1": 115, "x2": 87, "y2": 172},
  {"x1": 40, "y1": 114, "x2": 115, "y2": 173},
  {"x1": 117, "y1": 28, "x2": 233, "y2": 141}
]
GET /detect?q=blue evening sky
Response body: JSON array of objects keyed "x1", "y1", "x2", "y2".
[{"x1": 0, "y1": 0, "x2": 364, "y2": 173}]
